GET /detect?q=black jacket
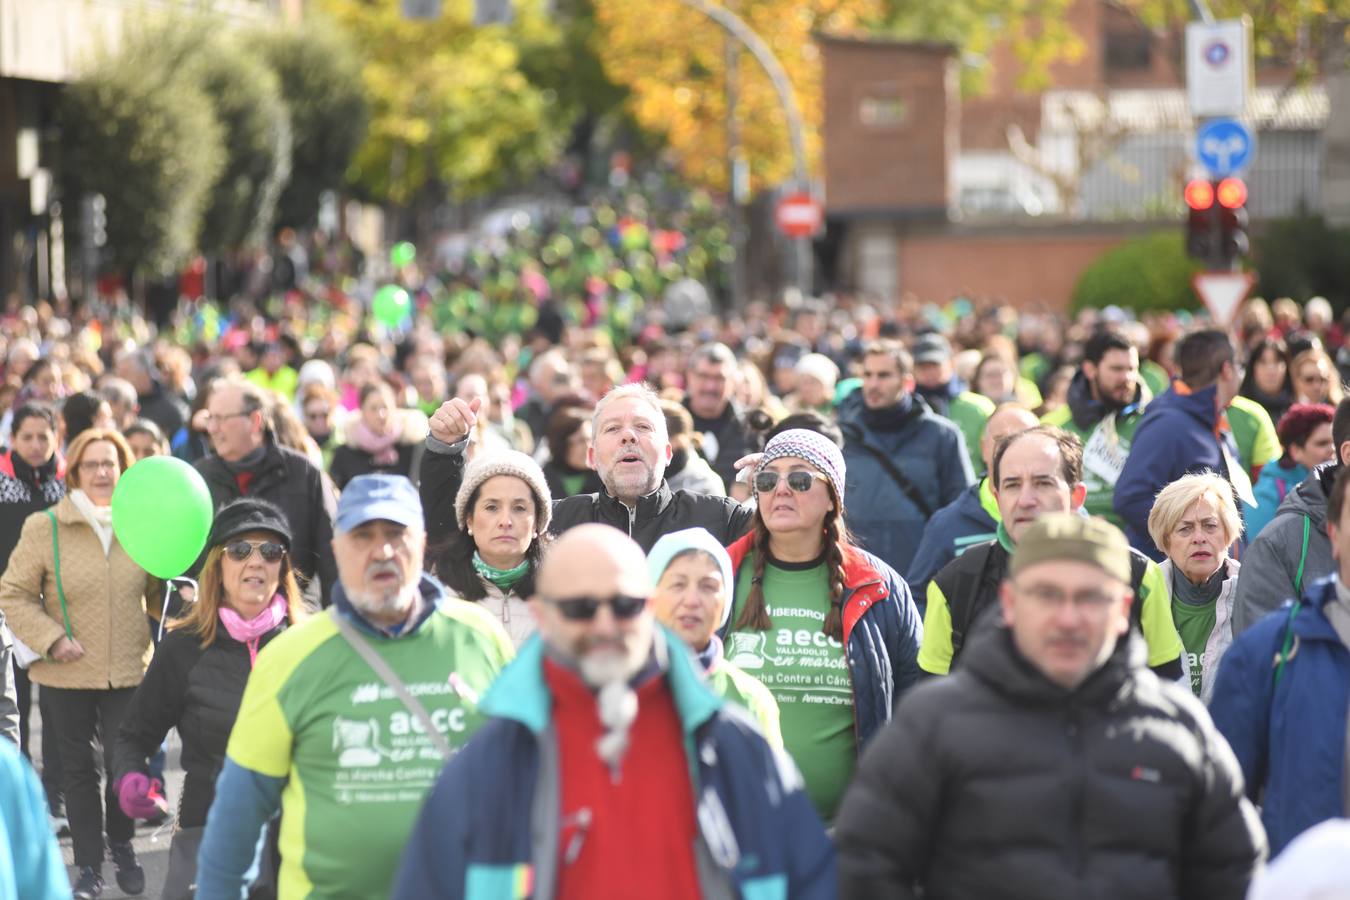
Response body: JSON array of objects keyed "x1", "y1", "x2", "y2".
[
  {"x1": 329, "y1": 441, "x2": 417, "y2": 490},
  {"x1": 684, "y1": 397, "x2": 754, "y2": 492},
  {"x1": 835, "y1": 628, "x2": 1265, "y2": 900},
  {"x1": 195, "y1": 443, "x2": 337, "y2": 606},
  {"x1": 112, "y1": 621, "x2": 287, "y2": 828},
  {"x1": 0, "y1": 450, "x2": 64, "y2": 573},
  {"x1": 138, "y1": 383, "x2": 190, "y2": 442},
  {"x1": 420, "y1": 441, "x2": 753, "y2": 552}
]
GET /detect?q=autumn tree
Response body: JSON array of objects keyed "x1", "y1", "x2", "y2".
[{"x1": 318, "y1": 0, "x2": 572, "y2": 205}]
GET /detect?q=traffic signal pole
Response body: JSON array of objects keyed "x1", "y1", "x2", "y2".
[{"x1": 675, "y1": 0, "x2": 813, "y2": 296}]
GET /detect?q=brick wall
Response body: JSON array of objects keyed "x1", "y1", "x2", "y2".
[
  {"x1": 895, "y1": 225, "x2": 1139, "y2": 312},
  {"x1": 820, "y1": 35, "x2": 958, "y2": 216}
]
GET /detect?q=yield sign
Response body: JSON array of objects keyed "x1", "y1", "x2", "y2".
[{"x1": 1193, "y1": 271, "x2": 1255, "y2": 329}]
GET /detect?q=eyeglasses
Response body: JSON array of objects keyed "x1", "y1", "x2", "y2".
[
  {"x1": 224, "y1": 540, "x2": 287, "y2": 563},
  {"x1": 543, "y1": 594, "x2": 648, "y2": 621},
  {"x1": 205, "y1": 410, "x2": 252, "y2": 428},
  {"x1": 77, "y1": 460, "x2": 119, "y2": 474},
  {"x1": 754, "y1": 470, "x2": 828, "y2": 494},
  {"x1": 1015, "y1": 582, "x2": 1117, "y2": 610}
]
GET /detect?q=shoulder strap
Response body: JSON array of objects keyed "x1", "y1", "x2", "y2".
[
  {"x1": 948, "y1": 544, "x2": 1001, "y2": 663},
  {"x1": 328, "y1": 608, "x2": 453, "y2": 761},
  {"x1": 840, "y1": 423, "x2": 934, "y2": 519},
  {"x1": 1294, "y1": 514, "x2": 1311, "y2": 596},
  {"x1": 1273, "y1": 600, "x2": 1303, "y2": 689},
  {"x1": 1127, "y1": 553, "x2": 1148, "y2": 629},
  {"x1": 45, "y1": 510, "x2": 73, "y2": 640}
]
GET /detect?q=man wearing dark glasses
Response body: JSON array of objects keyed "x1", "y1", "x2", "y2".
[
  {"x1": 422, "y1": 383, "x2": 755, "y2": 552},
  {"x1": 394, "y1": 524, "x2": 835, "y2": 900}
]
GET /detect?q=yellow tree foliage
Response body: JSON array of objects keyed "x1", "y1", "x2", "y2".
[
  {"x1": 319, "y1": 0, "x2": 570, "y2": 204},
  {"x1": 593, "y1": 0, "x2": 884, "y2": 195}
]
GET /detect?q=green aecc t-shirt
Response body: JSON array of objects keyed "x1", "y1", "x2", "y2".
[{"x1": 727, "y1": 554, "x2": 854, "y2": 822}]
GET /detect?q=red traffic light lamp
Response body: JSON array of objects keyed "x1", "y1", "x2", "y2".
[
  {"x1": 1216, "y1": 177, "x2": 1247, "y2": 209},
  {"x1": 1185, "y1": 178, "x2": 1215, "y2": 210}
]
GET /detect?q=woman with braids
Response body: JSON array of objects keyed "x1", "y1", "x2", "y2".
[{"x1": 721, "y1": 428, "x2": 923, "y2": 822}]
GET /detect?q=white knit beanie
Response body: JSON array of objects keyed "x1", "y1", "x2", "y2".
[
  {"x1": 454, "y1": 450, "x2": 553, "y2": 535},
  {"x1": 757, "y1": 428, "x2": 847, "y2": 504}
]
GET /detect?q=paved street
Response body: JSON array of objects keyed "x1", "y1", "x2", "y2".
[{"x1": 32, "y1": 703, "x2": 186, "y2": 899}]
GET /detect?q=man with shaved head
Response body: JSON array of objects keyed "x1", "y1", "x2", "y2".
[
  {"x1": 906, "y1": 404, "x2": 1040, "y2": 604},
  {"x1": 394, "y1": 524, "x2": 835, "y2": 900}
]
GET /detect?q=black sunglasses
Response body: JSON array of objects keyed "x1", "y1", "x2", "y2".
[
  {"x1": 544, "y1": 594, "x2": 648, "y2": 621},
  {"x1": 224, "y1": 540, "x2": 287, "y2": 563},
  {"x1": 754, "y1": 470, "x2": 827, "y2": 494}
]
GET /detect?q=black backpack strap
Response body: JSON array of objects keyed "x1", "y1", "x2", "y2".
[
  {"x1": 947, "y1": 543, "x2": 1003, "y2": 665},
  {"x1": 1127, "y1": 552, "x2": 1148, "y2": 631},
  {"x1": 840, "y1": 423, "x2": 934, "y2": 520}
]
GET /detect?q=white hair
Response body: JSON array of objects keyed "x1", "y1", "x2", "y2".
[{"x1": 591, "y1": 383, "x2": 669, "y2": 443}]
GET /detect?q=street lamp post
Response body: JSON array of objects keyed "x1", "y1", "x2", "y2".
[{"x1": 674, "y1": 0, "x2": 813, "y2": 296}]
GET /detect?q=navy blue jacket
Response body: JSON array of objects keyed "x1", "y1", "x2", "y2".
[
  {"x1": 391, "y1": 630, "x2": 835, "y2": 900},
  {"x1": 1209, "y1": 575, "x2": 1350, "y2": 857},
  {"x1": 1114, "y1": 383, "x2": 1238, "y2": 559},
  {"x1": 837, "y1": 393, "x2": 973, "y2": 578},
  {"x1": 905, "y1": 478, "x2": 999, "y2": 609},
  {"x1": 724, "y1": 534, "x2": 923, "y2": 749}
]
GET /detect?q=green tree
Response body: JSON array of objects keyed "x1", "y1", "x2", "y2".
[
  {"x1": 1072, "y1": 231, "x2": 1201, "y2": 314},
  {"x1": 195, "y1": 40, "x2": 293, "y2": 252},
  {"x1": 60, "y1": 33, "x2": 224, "y2": 274},
  {"x1": 250, "y1": 17, "x2": 368, "y2": 228},
  {"x1": 872, "y1": 0, "x2": 1085, "y2": 93},
  {"x1": 319, "y1": 0, "x2": 571, "y2": 205}
]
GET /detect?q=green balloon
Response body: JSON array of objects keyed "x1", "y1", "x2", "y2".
[
  {"x1": 390, "y1": 241, "x2": 416, "y2": 268},
  {"x1": 111, "y1": 457, "x2": 214, "y2": 578},
  {"x1": 372, "y1": 285, "x2": 411, "y2": 327}
]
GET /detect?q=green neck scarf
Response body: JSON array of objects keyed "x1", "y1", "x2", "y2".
[{"x1": 472, "y1": 551, "x2": 531, "y2": 592}]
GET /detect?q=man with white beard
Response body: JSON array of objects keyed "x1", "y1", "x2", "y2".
[
  {"x1": 393, "y1": 524, "x2": 835, "y2": 900},
  {"x1": 194, "y1": 475, "x2": 514, "y2": 900}
]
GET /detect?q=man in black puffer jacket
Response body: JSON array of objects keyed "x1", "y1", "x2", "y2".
[
  {"x1": 836, "y1": 514, "x2": 1265, "y2": 900},
  {"x1": 422, "y1": 384, "x2": 753, "y2": 552},
  {"x1": 194, "y1": 380, "x2": 337, "y2": 607}
]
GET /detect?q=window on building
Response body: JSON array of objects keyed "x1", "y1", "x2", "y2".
[
  {"x1": 859, "y1": 94, "x2": 908, "y2": 128},
  {"x1": 1105, "y1": 30, "x2": 1152, "y2": 71}
]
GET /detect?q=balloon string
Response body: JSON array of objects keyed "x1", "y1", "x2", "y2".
[{"x1": 157, "y1": 577, "x2": 199, "y2": 644}]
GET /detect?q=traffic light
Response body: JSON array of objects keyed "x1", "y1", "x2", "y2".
[
  {"x1": 1185, "y1": 178, "x2": 1217, "y2": 263},
  {"x1": 1216, "y1": 177, "x2": 1249, "y2": 267},
  {"x1": 1185, "y1": 177, "x2": 1248, "y2": 269}
]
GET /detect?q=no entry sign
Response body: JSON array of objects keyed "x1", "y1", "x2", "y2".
[{"x1": 776, "y1": 192, "x2": 823, "y2": 239}]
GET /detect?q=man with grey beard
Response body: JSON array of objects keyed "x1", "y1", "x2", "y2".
[
  {"x1": 393, "y1": 524, "x2": 835, "y2": 900},
  {"x1": 195, "y1": 474, "x2": 514, "y2": 900}
]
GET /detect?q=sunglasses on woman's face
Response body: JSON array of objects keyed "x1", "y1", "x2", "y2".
[
  {"x1": 224, "y1": 540, "x2": 287, "y2": 563},
  {"x1": 754, "y1": 470, "x2": 827, "y2": 494},
  {"x1": 543, "y1": 594, "x2": 648, "y2": 622}
]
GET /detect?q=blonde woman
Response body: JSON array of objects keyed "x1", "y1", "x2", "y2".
[
  {"x1": 112, "y1": 498, "x2": 305, "y2": 899},
  {"x1": 1147, "y1": 472, "x2": 1244, "y2": 704},
  {"x1": 1290, "y1": 348, "x2": 1343, "y2": 406},
  {"x1": 0, "y1": 429, "x2": 158, "y2": 898}
]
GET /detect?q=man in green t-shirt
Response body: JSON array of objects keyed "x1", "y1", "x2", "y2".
[
  {"x1": 1041, "y1": 331, "x2": 1151, "y2": 527},
  {"x1": 195, "y1": 475, "x2": 514, "y2": 900}
]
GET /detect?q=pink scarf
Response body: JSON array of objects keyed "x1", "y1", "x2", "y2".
[
  {"x1": 219, "y1": 595, "x2": 287, "y2": 667},
  {"x1": 348, "y1": 417, "x2": 401, "y2": 466}
]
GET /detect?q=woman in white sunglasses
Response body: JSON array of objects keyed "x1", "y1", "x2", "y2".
[
  {"x1": 722, "y1": 428, "x2": 923, "y2": 824},
  {"x1": 111, "y1": 498, "x2": 306, "y2": 900}
]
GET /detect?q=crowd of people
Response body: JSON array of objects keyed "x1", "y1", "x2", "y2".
[{"x1": 1, "y1": 278, "x2": 1350, "y2": 899}]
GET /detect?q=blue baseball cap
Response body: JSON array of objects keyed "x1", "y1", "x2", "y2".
[{"x1": 335, "y1": 474, "x2": 424, "y2": 534}]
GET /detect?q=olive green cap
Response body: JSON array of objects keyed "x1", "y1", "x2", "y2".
[{"x1": 1009, "y1": 513, "x2": 1132, "y2": 584}]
